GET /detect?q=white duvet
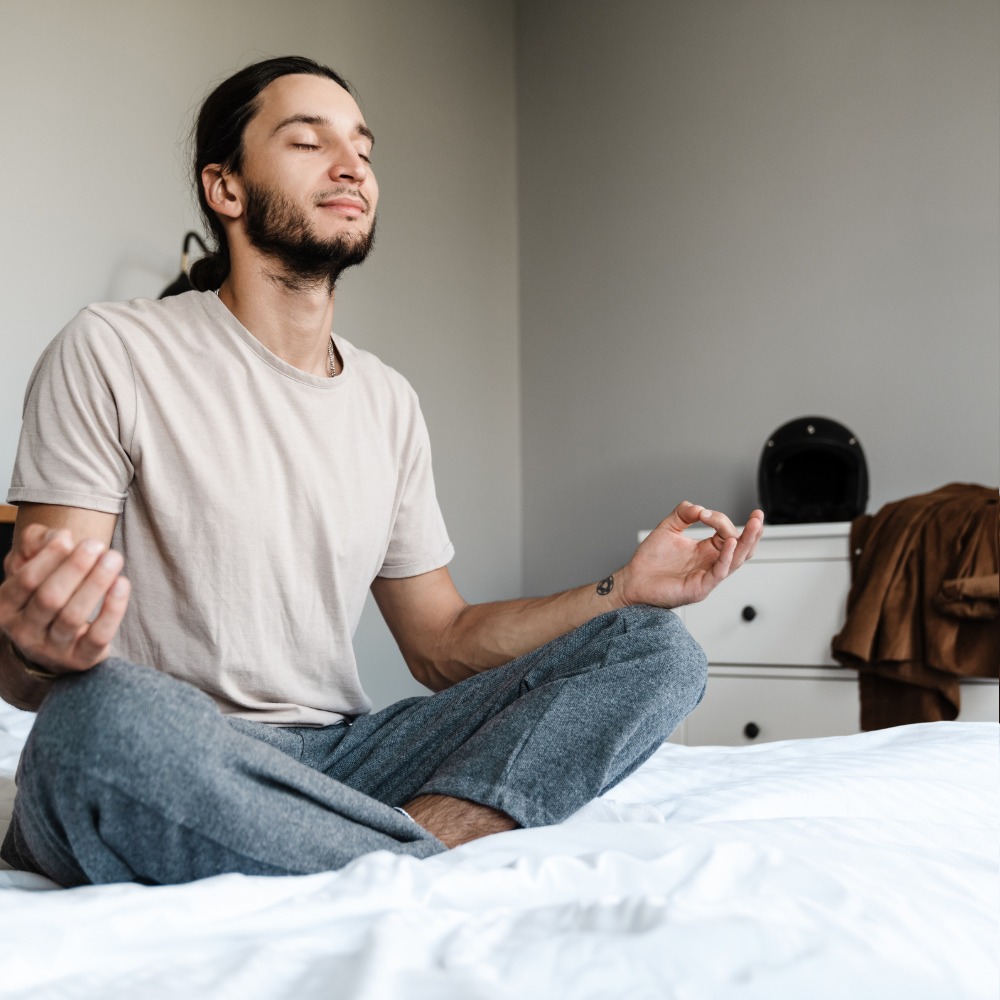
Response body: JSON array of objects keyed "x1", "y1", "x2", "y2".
[{"x1": 0, "y1": 700, "x2": 996, "y2": 1000}]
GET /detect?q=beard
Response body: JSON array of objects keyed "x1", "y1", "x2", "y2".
[{"x1": 242, "y1": 179, "x2": 376, "y2": 293}]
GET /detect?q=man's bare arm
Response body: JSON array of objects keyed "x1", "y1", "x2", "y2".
[
  {"x1": 372, "y1": 565, "x2": 620, "y2": 691},
  {"x1": 372, "y1": 501, "x2": 763, "y2": 691},
  {"x1": 0, "y1": 504, "x2": 127, "y2": 711}
]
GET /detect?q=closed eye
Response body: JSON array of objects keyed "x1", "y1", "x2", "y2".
[{"x1": 292, "y1": 143, "x2": 319, "y2": 150}]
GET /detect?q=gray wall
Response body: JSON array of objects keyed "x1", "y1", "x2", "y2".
[
  {"x1": 517, "y1": 0, "x2": 1000, "y2": 595},
  {"x1": 0, "y1": 0, "x2": 521, "y2": 709}
]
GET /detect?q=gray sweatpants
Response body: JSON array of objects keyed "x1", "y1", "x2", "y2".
[{"x1": 1, "y1": 606, "x2": 707, "y2": 887}]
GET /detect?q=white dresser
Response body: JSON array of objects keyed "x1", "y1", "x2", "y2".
[{"x1": 639, "y1": 521, "x2": 999, "y2": 746}]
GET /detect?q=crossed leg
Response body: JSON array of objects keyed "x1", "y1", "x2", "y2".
[{"x1": 2, "y1": 606, "x2": 706, "y2": 885}]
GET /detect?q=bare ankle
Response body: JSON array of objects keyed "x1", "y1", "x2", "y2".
[{"x1": 403, "y1": 794, "x2": 518, "y2": 848}]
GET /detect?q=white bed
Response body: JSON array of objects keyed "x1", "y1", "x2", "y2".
[{"x1": 0, "y1": 698, "x2": 996, "y2": 1000}]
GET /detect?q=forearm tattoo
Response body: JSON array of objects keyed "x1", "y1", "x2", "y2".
[{"x1": 596, "y1": 575, "x2": 614, "y2": 596}]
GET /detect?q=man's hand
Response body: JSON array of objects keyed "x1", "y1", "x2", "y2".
[
  {"x1": 0, "y1": 520, "x2": 130, "y2": 675},
  {"x1": 617, "y1": 501, "x2": 763, "y2": 610}
]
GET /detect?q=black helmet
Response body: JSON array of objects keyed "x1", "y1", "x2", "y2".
[{"x1": 758, "y1": 417, "x2": 868, "y2": 524}]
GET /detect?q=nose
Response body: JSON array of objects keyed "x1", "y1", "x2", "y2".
[{"x1": 329, "y1": 143, "x2": 368, "y2": 184}]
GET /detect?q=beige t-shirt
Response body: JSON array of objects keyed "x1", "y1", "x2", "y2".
[{"x1": 9, "y1": 291, "x2": 454, "y2": 725}]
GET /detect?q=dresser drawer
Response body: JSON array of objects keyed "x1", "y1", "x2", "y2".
[
  {"x1": 682, "y1": 559, "x2": 851, "y2": 666},
  {"x1": 683, "y1": 669, "x2": 861, "y2": 745},
  {"x1": 678, "y1": 670, "x2": 998, "y2": 746}
]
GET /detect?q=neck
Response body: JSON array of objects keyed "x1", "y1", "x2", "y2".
[{"x1": 216, "y1": 255, "x2": 337, "y2": 377}]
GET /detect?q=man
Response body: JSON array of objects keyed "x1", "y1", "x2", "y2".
[{"x1": 0, "y1": 56, "x2": 762, "y2": 886}]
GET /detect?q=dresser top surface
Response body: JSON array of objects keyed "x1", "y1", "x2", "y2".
[{"x1": 640, "y1": 520, "x2": 852, "y2": 542}]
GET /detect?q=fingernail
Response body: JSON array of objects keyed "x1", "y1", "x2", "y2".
[
  {"x1": 101, "y1": 551, "x2": 122, "y2": 570},
  {"x1": 81, "y1": 539, "x2": 104, "y2": 556}
]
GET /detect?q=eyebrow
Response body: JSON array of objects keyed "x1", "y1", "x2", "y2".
[{"x1": 271, "y1": 114, "x2": 375, "y2": 147}]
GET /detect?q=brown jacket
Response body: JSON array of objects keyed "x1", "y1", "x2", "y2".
[{"x1": 831, "y1": 483, "x2": 998, "y2": 730}]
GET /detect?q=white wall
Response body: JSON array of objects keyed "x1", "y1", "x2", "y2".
[
  {"x1": 0, "y1": 0, "x2": 521, "y2": 708},
  {"x1": 517, "y1": 0, "x2": 1000, "y2": 595}
]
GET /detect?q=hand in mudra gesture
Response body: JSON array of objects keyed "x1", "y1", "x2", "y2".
[
  {"x1": 618, "y1": 502, "x2": 764, "y2": 610},
  {"x1": 0, "y1": 524, "x2": 130, "y2": 675}
]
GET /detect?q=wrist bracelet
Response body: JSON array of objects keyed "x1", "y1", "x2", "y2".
[{"x1": 5, "y1": 637, "x2": 61, "y2": 682}]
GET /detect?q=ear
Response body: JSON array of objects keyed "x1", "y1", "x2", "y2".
[{"x1": 201, "y1": 164, "x2": 243, "y2": 220}]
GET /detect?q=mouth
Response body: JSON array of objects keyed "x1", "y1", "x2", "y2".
[{"x1": 316, "y1": 192, "x2": 369, "y2": 218}]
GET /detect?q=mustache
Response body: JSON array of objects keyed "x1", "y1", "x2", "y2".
[{"x1": 313, "y1": 186, "x2": 373, "y2": 214}]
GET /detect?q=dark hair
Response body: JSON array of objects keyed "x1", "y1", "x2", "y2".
[{"x1": 189, "y1": 56, "x2": 354, "y2": 291}]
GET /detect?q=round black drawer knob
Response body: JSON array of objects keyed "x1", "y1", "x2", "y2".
[
  {"x1": 743, "y1": 722, "x2": 760, "y2": 740},
  {"x1": 741, "y1": 605, "x2": 757, "y2": 622}
]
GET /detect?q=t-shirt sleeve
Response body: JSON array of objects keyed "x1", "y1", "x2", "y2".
[
  {"x1": 376, "y1": 396, "x2": 454, "y2": 579},
  {"x1": 8, "y1": 309, "x2": 136, "y2": 513}
]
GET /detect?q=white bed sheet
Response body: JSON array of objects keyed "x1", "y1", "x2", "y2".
[{"x1": 0, "y1": 699, "x2": 996, "y2": 1000}]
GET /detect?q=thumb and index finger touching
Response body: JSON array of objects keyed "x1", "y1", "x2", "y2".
[
  {"x1": 662, "y1": 501, "x2": 741, "y2": 539},
  {"x1": 658, "y1": 501, "x2": 765, "y2": 571}
]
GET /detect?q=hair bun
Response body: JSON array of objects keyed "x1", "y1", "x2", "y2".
[{"x1": 188, "y1": 252, "x2": 229, "y2": 292}]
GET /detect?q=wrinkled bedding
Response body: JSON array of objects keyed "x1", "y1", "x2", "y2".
[{"x1": 0, "y1": 697, "x2": 996, "y2": 1000}]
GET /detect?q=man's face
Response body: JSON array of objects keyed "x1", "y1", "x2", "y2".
[{"x1": 235, "y1": 73, "x2": 379, "y2": 288}]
